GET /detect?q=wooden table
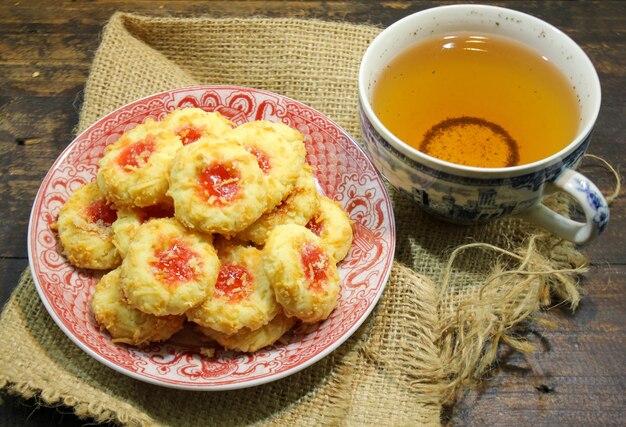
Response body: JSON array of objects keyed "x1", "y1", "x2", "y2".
[{"x1": 1, "y1": 1, "x2": 624, "y2": 425}]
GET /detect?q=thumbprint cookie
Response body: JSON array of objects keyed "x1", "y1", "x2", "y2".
[
  {"x1": 197, "y1": 311, "x2": 296, "y2": 353},
  {"x1": 96, "y1": 119, "x2": 182, "y2": 208},
  {"x1": 120, "y1": 218, "x2": 220, "y2": 316},
  {"x1": 168, "y1": 136, "x2": 268, "y2": 236},
  {"x1": 305, "y1": 196, "x2": 353, "y2": 262},
  {"x1": 186, "y1": 242, "x2": 280, "y2": 335},
  {"x1": 263, "y1": 224, "x2": 340, "y2": 323},
  {"x1": 54, "y1": 181, "x2": 121, "y2": 269},
  {"x1": 237, "y1": 165, "x2": 319, "y2": 245},
  {"x1": 229, "y1": 120, "x2": 306, "y2": 209},
  {"x1": 111, "y1": 204, "x2": 175, "y2": 258},
  {"x1": 91, "y1": 268, "x2": 185, "y2": 346},
  {"x1": 160, "y1": 108, "x2": 234, "y2": 146}
]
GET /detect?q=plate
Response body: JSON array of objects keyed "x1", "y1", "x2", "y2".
[{"x1": 28, "y1": 86, "x2": 395, "y2": 390}]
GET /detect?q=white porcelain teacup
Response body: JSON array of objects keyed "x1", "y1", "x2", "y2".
[{"x1": 358, "y1": 4, "x2": 608, "y2": 244}]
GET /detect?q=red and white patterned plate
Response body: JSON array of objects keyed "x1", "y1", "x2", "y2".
[{"x1": 28, "y1": 86, "x2": 395, "y2": 390}]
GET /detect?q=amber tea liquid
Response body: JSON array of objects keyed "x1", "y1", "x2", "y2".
[{"x1": 372, "y1": 32, "x2": 580, "y2": 168}]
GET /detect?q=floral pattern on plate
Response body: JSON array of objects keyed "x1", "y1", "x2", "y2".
[{"x1": 28, "y1": 86, "x2": 395, "y2": 390}]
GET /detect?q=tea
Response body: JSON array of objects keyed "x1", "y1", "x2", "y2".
[{"x1": 372, "y1": 32, "x2": 580, "y2": 168}]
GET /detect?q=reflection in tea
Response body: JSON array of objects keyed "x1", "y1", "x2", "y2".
[{"x1": 372, "y1": 32, "x2": 580, "y2": 168}]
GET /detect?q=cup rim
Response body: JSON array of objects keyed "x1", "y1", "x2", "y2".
[{"x1": 358, "y1": 4, "x2": 602, "y2": 177}]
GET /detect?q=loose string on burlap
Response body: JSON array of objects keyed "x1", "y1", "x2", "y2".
[
  {"x1": 583, "y1": 154, "x2": 621, "y2": 202},
  {"x1": 432, "y1": 153, "x2": 621, "y2": 404}
]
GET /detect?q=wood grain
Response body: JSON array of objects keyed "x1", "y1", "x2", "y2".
[
  {"x1": 1, "y1": 1, "x2": 624, "y2": 425},
  {"x1": 445, "y1": 265, "x2": 626, "y2": 426}
]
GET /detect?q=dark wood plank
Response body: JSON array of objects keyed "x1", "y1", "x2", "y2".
[
  {"x1": 446, "y1": 264, "x2": 626, "y2": 426},
  {"x1": 0, "y1": 258, "x2": 28, "y2": 308},
  {"x1": 0, "y1": 1, "x2": 624, "y2": 426},
  {"x1": 0, "y1": 94, "x2": 81, "y2": 258},
  {"x1": 0, "y1": 392, "x2": 117, "y2": 427}
]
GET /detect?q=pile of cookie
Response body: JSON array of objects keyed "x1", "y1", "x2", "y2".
[{"x1": 53, "y1": 108, "x2": 353, "y2": 353}]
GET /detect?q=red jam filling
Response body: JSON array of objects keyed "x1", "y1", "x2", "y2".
[
  {"x1": 246, "y1": 147, "x2": 271, "y2": 174},
  {"x1": 152, "y1": 238, "x2": 200, "y2": 285},
  {"x1": 85, "y1": 198, "x2": 117, "y2": 226},
  {"x1": 117, "y1": 136, "x2": 155, "y2": 169},
  {"x1": 177, "y1": 125, "x2": 203, "y2": 145},
  {"x1": 300, "y1": 242, "x2": 329, "y2": 291},
  {"x1": 305, "y1": 216, "x2": 324, "y2": 236},
  {"x1": 214, "y1": 264, "x2": 252, "y2": 303},
  {"x1": 198, "y1": 163, "x2": 240, "y2": 205},
  {"x1": 136, "y1": 204, "x2": 175, "y2": 223}
]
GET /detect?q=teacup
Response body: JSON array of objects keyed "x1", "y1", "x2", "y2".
[{"x1": 358, "y1": 4, "x2": 608, "y2": 244}]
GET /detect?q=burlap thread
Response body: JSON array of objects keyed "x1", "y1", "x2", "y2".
[{"x1": 1, "y1": 13, "x2": 610, "y2": 426}]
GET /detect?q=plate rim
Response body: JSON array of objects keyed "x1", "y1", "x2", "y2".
[{"x1": 27, "y1": 85, "x2": 397, "y2": 390}]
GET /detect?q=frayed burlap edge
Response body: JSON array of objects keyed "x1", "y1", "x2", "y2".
[
  {"x1": 437, "y1": 231, "x2": 588, "y2": 404},
  {"x1": 435, "y1": 153, "x2": 621, "y2": 404},
  {"x1": 0, "y1": 274, "x2": 151, "y2": 426},
  {"x1": 0, "y1": 263, "x2": 445, "y2": 427}
]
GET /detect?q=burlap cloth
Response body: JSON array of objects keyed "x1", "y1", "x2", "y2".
[{"x1": 0, "y1": 14, "x2": 594, "y2": 426}]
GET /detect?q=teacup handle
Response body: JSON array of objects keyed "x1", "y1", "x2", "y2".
[{"x1": 517, "y1": 168, "x2": 609, "y2": 244}]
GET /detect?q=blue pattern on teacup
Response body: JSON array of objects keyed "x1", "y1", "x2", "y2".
[
  {"x1": 359, "y1": 104, "x2": 592, "y2": 224},
  {"x1": 573, "y1": 175, "x2": 609, "y2": 233}
]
